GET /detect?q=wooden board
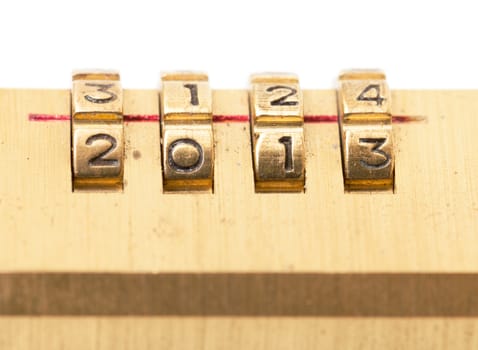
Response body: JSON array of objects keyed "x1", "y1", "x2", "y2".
[{"x1": 0, "y1": 89, "x2": 477, "y2": 349}]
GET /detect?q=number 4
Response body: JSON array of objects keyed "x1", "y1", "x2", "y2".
[{"x1": 356, "y1": 84, "x2": 385, "y2": 106}]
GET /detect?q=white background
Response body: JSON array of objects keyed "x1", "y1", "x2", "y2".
[{"x1": 0, "y1": 0, "x2": 476, "y2": 89}]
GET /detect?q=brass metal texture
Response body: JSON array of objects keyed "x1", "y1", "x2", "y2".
[
  {"x1": 250, "y1": 73, "x2": 305, "y2": 192},
  {"x1": 160, "y1": 72, "x2": 214, "y2": 192},
  {"x1": 71, "y1": 71, "x2": 124, "y2": 191},
  {"x1": 1, "y1": 88, "x2": 477, "y2": 350},
  {"x1": 338, "y1": 70, "x2": 394, "y2": 191},
  {"x1": 338, "y1": 70, "x2": 391, "y2": 117}
]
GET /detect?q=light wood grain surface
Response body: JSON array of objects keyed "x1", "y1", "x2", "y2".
[{"x1": 0, "y1": 89, "x2": 477, "y2": 348}]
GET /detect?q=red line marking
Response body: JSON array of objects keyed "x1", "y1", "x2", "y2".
[
  {"x1": 392, "y1": 115, "x2": 427, "y2": 123},
  {"x1": 29, "y1": 114, "x2": 70, "y2": 121},
  {"x1": 29, "y1": 113, "x2": 425, "y2": 124},
  {"x1": 304, "y1": 115, "x2": 337, "y2": 123},
  {"x1": 124, "y1": 114, "x2": 159, "y2": 122},
  {"x1": 213, "y1": 115, "x2": 249, "y2": 122}
]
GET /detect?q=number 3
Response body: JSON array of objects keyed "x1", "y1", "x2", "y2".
[
  {"x1": 359, "y1": 138, "x2": 391, "y2": 170},
  {"x1": 84, "y1": 83, "x2": 117, "y2": 104}
]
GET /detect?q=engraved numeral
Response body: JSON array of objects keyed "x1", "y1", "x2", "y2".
[
  {"x1": 359, "y1": 137, "x2": 391, "y2": 169},
  {"x1": 183, "y1": 84, "x2": 199, "y2": 106},
  {"x1": 72, "y1": 71, "x2": 124, "y2": 191},
  {"x1": 84, "y1": 83, "x2": 118, "y2": 104},
  {"x1": 250, "y1": 74, "x2": 304, "y2": 192},
  {"x1": 267, "y1": 85, "x2": 299, "y2": 106},
  {"x1": 338, "y1": 70, "x2": 393, "y2": 191},
  {"x1": 167, "y1": 138, "x2": 204, "y2": 173},
  {"x1": 356, "y1": 84, "x2": 385, "y2": 106},
  {"x1": 161, "y1": 73, "x2": 213, "y2": 192},
  {"x1": 85, "y1": 134, "x2": 119, "y2": 167},
  {"x1": 279, "y1": 136, "x2": 293, "y2": 172}
]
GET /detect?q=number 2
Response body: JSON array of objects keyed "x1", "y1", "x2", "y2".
[
  {"x1": 267, "y1": 85, "x2": 298, "y2": 106},
  {"x1": 85, "y1": 134, "x2": 119, "y2": 167}
]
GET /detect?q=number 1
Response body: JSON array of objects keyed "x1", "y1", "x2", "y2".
[
  {"x1": 184, "y1": 84, "x2": 199, "y2": 106},
  {"x1": 279, "y1": 136, "x2": 293, "y2": 172}
]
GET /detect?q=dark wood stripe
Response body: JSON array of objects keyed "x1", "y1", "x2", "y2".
[{"x1": 0, "y1": 273, "x2": 476, "y2": 316}]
